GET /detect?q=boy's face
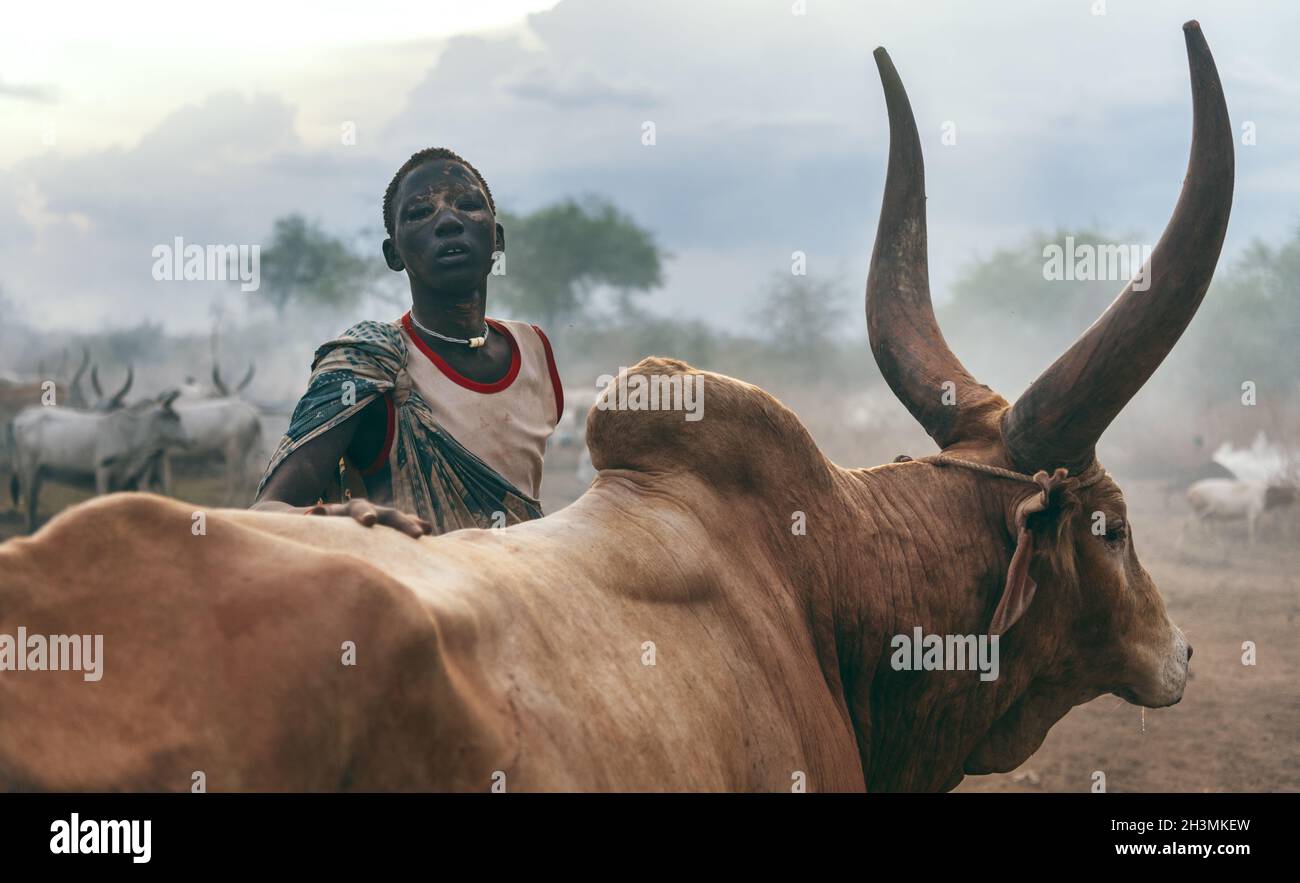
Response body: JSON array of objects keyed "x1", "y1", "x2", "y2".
[{"x1": 383, "y1": 159, "x2": 502, "y2": 292}]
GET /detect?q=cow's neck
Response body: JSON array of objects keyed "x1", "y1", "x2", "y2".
[
  {"x1": 830, "y1": 462, "x2": 1053, "y2": 791},
  {"x1": 582, "y1": 452, "x2": 1059, "y2": 792}
]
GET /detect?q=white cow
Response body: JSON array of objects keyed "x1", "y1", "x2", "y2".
[
  {"x1": 1183, "y1": 478, "x2": 1296, "y2": 547},
  {"x1": 9, "y1": 392, "x2": 189, "y2": 532},
  {"x1": 162, "y1": 397, "x2": 263, "y2": 504}
]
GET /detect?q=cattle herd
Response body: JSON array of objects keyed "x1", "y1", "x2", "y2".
[
  {"x1": 1, "y1": 350, "x2": 264, "y2": 533},
  {"x1": 4, "y1": 356, "x2": 1292, "y2": 546}
]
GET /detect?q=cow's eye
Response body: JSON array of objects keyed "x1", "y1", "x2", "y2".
[{"x1": 1104, "y1": 521, "x2": 1128, "y2": 545}]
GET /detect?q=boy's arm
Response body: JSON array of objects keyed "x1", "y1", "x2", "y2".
[{"x1": 252, "y1": 400, "x2": 431, "y2": 539}]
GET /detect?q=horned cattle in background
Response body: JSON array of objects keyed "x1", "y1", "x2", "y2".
[
  {"x1": 161, "y1": 357, "x2": 262, "y2": 504},
  {"x1": 0, "y1": 348, "x2": 133, "y2": 416},
  {"x1": 1185, "y1": 479, "x2": 1295, "y2": 546},
  {"x1": 8, "y1": 390, "x2": 190, "y2": 532},
  {"x1": 0, "y1": 349, "x2": 92, "y2": 505},
  {"x1": 0, "y1": 348, "x2": 90, "y2": 419},
  {"x1": 1182, "y1": 433, "x2": 1298, "y2": 546}
]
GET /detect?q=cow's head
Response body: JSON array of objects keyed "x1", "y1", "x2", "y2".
[
  {"x1": 151, "y1": 390, "x2": 190, "y2": 450},
  {"x1": 95, "y1": 390, "x2": 190, "y2": 491},
  {"x1": 119, "y1": 390, "x2": 190, "y2": 453},
  {"x1": 864, "y1": 22, "x2": 1232, "y2": 776}
]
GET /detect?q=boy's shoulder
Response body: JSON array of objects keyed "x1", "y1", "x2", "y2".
[
  {"x1": 337, "y1": 318, "x2": 407, "y2": 348},
  {"x1": 311, "y1": 318, "x2": 408, "y2": 374}
]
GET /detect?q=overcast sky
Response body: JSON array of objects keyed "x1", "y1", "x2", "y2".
[{"x1": 2, "y1": 0, "x2": 1297, "y2": 335}]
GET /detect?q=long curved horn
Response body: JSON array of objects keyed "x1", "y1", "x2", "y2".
[
  {"x1": 867, "y1": 48, "x2": 1004, "y2": 448},
  {"x1": 1002, "y1": 22, "x2": 1234, "y2": 472},
  {"x1": 107, "y1": 365, "x2": 134, "y2": 409},
  {"x1": 211, "y1": 363, "x2": 229, "y2": 398},
  {"x1": 236, "y1": 362, "x2": 256, "y2": 394},
  {"x1": 90, "y1": 365, "x2": 104, "y2": 400}
]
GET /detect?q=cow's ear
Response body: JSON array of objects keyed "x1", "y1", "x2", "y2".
[
  {"x1": 990, "y1": 471, "x2": 1066, "y2": 635},
  {"x1": 990, "y1": 524, "x2": 1038, "y2": 636}
]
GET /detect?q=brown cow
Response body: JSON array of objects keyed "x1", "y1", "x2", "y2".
[{"x1": 0, "y1": 22, "x2": 1230, "y2": 791}]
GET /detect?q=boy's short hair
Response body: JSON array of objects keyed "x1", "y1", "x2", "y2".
[{"x1": 383, "y1": 147, "x2": 496, "y2": 237}]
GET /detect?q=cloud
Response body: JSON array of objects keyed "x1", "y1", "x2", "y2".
[
  {"x1": 3, "y1": 0, "x2": 1299, "y2": 337},
  {"x1": 499, "y1": 61, "x2": 661, "y2": 108},
  {"x1": 0, "y1": 90, "x2": 394, "y2": 331}
]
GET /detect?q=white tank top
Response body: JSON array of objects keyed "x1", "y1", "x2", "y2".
[{"x1": 395, "y1": 313, "x2": 562, "y2": 500}]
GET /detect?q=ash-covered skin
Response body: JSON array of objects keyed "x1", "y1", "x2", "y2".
[{"x1": 382, "y1": 158, "x2": 513, "y2": 386}]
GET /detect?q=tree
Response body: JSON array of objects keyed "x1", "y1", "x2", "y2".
[
  {"x1": 934, "y1": 225, "x2": 1300, "y2": 474},
  {"x1": 1178, "y1": 224, "x2": 1300, "y2": 399},
  {"x1": 939, "y1": 224, "x2": 1300, "y2": 402},
  {"x1": 937, "y1": 228, "x2": 1145, "y2": 394},
  {"x1": 256, "y1": 215, "x2": 377, "y2": 317},
  {"x1": 495, "y1": 197, "x2": 664, "y2": 326},
  {"x1": 944, "y1": 228, "x2": 1130, "y2": 330},
  {"x1": 753, "y1": 273, "x2": 848, "y2": 380}
]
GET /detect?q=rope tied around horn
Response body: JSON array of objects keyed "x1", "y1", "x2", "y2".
[{"x1": 891, "y1": 453, "x2": 1108, "y2": 635}]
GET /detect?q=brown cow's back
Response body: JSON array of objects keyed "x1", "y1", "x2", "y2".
[{"x1": 0, "y1": 488, "x2": 864, "y2": 792}]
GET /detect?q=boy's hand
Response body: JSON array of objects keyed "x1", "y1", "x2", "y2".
[{"x1": 305, "y1": 499, "x2": 433, "y2": 539}]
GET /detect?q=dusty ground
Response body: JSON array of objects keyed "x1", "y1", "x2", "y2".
[{"x1": 1, "y1": 442, "x2": 1295, "y2": 793}]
